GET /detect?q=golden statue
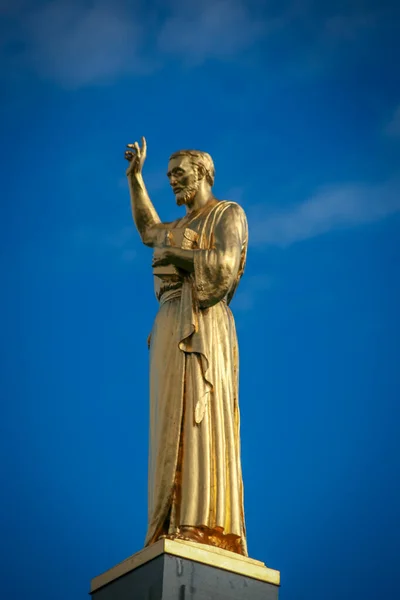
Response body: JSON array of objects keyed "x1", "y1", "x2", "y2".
[{"x1": 125, "y1": 137, "x2": 248, "y2": 556}]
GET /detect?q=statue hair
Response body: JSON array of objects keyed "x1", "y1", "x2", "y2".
[{"x1": 169, "y1": 150, "x2": 215, "y2": 187}]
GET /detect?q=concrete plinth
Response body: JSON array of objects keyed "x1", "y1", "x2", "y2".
[{"x1": 90, "y1": 538, "x2": 280, "y2": 600}]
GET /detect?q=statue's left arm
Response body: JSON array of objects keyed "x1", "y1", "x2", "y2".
[
  {"x1": 152, "y1": 203, "x2": 247, "y2": 307},
  {"x1": 193, "y1": 203, "x2": 247, "y2": 307}
]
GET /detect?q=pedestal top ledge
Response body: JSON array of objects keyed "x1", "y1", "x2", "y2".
[{"x1": 90, "y1": 538, "x2": 280, "y2": 593}]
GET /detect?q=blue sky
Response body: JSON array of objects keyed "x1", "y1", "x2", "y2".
[{"x1": 1, "y1": 1, "x2": 399, "y2": 599}]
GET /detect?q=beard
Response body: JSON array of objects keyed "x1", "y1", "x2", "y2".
[{"x1": 175, "y1": 174, "x2": 199, "y2": 206}]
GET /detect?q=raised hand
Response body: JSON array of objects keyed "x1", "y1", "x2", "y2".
[{"x1": 125, "y1": 136, "x2": 147, "y2": 177}]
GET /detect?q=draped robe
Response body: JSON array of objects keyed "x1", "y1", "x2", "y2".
[{"x1": 146, "y1": 199, "x2": 248, "y2": 556}]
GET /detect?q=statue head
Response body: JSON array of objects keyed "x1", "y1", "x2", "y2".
[{"x1": 167, "y1": 150, "x2": 215, "y2": 206}]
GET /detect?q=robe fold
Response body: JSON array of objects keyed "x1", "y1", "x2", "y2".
[{"x1": 145, "y1": 200, "x2": 248, "y2": 555}]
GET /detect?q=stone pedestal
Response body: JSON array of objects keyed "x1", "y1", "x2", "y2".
[{"x1": 90, "y1": 538, "x2": 280, "y2": 600}]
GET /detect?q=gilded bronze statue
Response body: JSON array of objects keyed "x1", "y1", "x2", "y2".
[{"x1": 125, "y1": 137, "x2": 248, "y2": 556}]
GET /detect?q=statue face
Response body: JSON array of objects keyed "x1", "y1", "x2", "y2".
[{"x1": 167, "y1": 155, "x2": 199, "y2": 206}]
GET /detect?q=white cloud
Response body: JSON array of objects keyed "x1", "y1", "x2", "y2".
[
  {"x1": 1, "y1": 1, "x2": 389, "y2": 88},
  {"x1": 248, "y1": 179, "x2": 400, "y2": 247},
  {"x1": 384, "y1": 105, "x2": 400, "y2": 137},
  {"x1": 157, "y1": 0, "x2": 269, "y2": 64},
  {"x1": 1, "y1": 0, "x2": 271, "y2": 86},
  {"x1": 4, "y1": 0, "x2": 150, "y2": 87}
]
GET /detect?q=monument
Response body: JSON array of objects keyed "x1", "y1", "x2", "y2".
[{"x1": 90, "y1": 138, "x2": 280, "y2": 599}]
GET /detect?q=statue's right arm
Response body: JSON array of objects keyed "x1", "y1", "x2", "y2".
[
  {"x1": 125, "y1": 137, "x2": 164, "y2": 248},
  {"x1": 128, "y1": 173, "x2": 163, "y2": 247}
]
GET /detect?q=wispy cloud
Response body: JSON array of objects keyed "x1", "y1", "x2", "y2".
[
  {"x1": 1, "y1": 0, "x2": 270, "y2": 86},
  {"x1": 0, "y1": 1, "x2": 391, "y2": 87},
  {"x1": 1, "y1": 0, "x2": 150, "y2": 87},
  {"x1": 157, "y1": 0, "x2": 270, "y2": 65},
  {"x1": 248, "y1": 179, "x2": 400, "y2": 247},
  {"x1": 384, "y1": 105, "x2": 400, "y2": 137}
]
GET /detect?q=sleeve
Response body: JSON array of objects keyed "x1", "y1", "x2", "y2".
[
  {"x1": 143, "y1": 220, "x2": 179, "y2": 247},
  {"x1": 193, "y1": 203, "x2": 247, "y2": 309}
]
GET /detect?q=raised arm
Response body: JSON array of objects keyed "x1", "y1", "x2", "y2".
[{"x1": 125, "y1": 137, "x2": 163, "y2": 247}]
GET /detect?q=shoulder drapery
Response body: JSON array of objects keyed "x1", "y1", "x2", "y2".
[{"x1": 194, "y1": 201, "x2": 248, "y2": 308}]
